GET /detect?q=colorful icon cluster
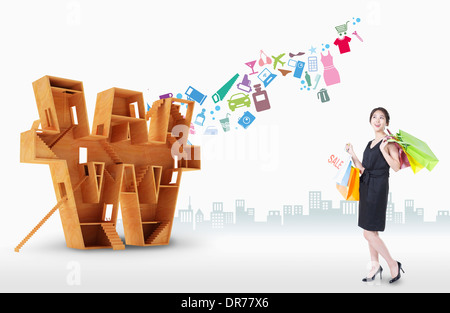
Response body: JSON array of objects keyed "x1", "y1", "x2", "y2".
[{"x1": 152, "y1": 17, "x2": 362, "y2": 135}]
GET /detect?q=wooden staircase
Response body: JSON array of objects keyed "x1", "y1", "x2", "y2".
[
  {"x1": 167, "y1": 104, "x2": 190, "y2": 149},
  {"x1": 145, "y1": 221, "x2": 170, "y2": 245},
  {"x1": 135, "y1": 165, "x2": 150, "y2": 187},
  {"x1": 103, "y1": 168, "x2": 115, "y2": 182},
  {"x1": 146, "y1": 99, "x2": 190, "y2": 126},
  {"x1": 101, "y1": 223, "x2": 125, "y2": 250},
  {"x1": 49, "y1": 125, "x2": 75, "y2": 148},
  {"x1": 170, "y1": 104, "x2": 186, "y2": 127},
  {"x1": 166, "y1": 132, "x2": 177, "y2": 147},
  {"x1": 145, "y1": 99, "x2": 164, "y2": 120},
  {"x1": 35, "y1": 134, "x2": 58, "y2": 159},
  {"x1": 73, "y1": 176, "x2": 88, "y2": 192},
  {"x1": 100, "y1": 141, "x2": 123, "y2": 164}
]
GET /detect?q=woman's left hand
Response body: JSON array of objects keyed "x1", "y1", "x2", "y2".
[{"x1": 379, "y1": 136, "x2": 389, "y2": 151}]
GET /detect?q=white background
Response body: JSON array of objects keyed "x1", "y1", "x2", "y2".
[{"x1": 0, "y1": 0, "x2": 449, "y2": 293}]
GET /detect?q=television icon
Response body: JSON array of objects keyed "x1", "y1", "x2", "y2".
[{"x1": 185, "y1": 86, "x2": 207, "y2": 105}]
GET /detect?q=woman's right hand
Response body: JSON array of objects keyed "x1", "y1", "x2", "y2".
[
  {"x1": 345, "y1": 143, "x2": 355, "y2": 156},
  {"x1": 346, "y1": 143, "x2": 364, "y2": 174}
]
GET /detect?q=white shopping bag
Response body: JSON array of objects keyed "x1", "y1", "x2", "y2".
[{"x1": 332, "y1": 153, "x2": 353, "y2": 184}]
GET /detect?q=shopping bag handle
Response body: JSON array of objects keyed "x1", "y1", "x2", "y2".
[
  {"x1": 387, "y1": 138, "x2": 409, "y2": 146},
  {"x1": 386, "y1": 130, "x2": 409, "y2": 146}
]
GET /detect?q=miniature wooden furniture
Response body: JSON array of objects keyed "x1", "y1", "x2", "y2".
[{"x1": 16, "y1": 75, "x2": 200, "y2": 251}]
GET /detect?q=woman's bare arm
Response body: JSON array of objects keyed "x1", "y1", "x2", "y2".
[
  {"x1": 346, "y1": 143, "x2": 365, "y2": 174},
  {"x1": 380, "y1": 139, "x2": 401, "y2": 172}
]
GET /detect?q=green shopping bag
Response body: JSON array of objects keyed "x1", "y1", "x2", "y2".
[{"x1": 387, "y1": 129, "x2": 439, "y2": 172}]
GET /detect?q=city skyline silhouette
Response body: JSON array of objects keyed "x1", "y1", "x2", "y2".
[{"x1": 171, "y1": 191, "x2": 450, "y2": 233}]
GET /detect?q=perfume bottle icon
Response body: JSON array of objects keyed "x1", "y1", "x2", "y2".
[
  {"x1": 252, "y1": 84, "x2": 271, "y2": 112},
  {"x1": 194, "y1": 108, "x2": 206, "y2": 126}
]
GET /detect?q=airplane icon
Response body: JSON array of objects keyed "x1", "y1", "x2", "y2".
[{"x1": 271, "y1": 53, "x2": 286, "y2": 70}]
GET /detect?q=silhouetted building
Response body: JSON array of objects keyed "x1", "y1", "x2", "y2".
[
  {"x1": 195, "y1": 209, "x2": 204, "y2": 224},
  {"x1": 174, "y1": 190, "x2": 448, "y2": 233},
  {"x1": 394, "y1": 212, "x2": 403, "y2": 224},
  {"x1": 309, "y1": 191, "x2": 322, "y2": 215},
  {"x1": 209, "y1": 202, "x2": 234, "y2": 229},
  {"x1": 267, "y1": 210, "x2": 282, "y2": 226},
  {"x1": 224, "y1": 212, "x2": 234, "y2": 225},
  {"x1": 436, "y1": 211, "x2": 450, "y2": 224},
  {"x1": 211, "y1": 202, "x2": 225, "y2": 229},
  {"x1": 405, "y1": 199, "x2": 424, "y2": 224},
  {"x1": 195, "y1": 208, "x2": 211, "y2": 231},
  {"x1": 176, "y1": 196, "x2": 194, "y2": 231},
  {"x1": 283, "y1": 204, "x2": 303, "y2": 226},
  {"x1": 386, "y1": 192, "x2": 395, "y2": 223},
  {"x1": 340, "y1": 200, "x2": 357, "y2": 216},
  {"x1": 235, "y1": 199, "x2": 254, "y2": 225}
]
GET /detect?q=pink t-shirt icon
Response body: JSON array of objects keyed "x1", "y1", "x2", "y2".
[{"x1": 334, "y1": 36, "x2": 352, "y2": 54}]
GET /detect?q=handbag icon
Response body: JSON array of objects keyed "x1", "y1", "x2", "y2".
[{"x1": 317, "y1": 88, "x2": 330, "y2": 103}]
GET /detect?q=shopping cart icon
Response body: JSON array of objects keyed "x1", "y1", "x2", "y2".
[{"x1": 335, "y1": 21, "x2": 349, "y2": 36}]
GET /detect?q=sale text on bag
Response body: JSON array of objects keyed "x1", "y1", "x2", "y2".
[{"x1": 328, "y1": 154, "x2": 345, "y2": 170}]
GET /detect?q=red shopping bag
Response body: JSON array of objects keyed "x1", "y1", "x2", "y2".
[{"x1": 387, "y1": 130, "x2": 410, "y2": 170}]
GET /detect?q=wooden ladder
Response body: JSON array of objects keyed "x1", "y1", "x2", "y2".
[
  {"x1": 14, "y1": 176, "x2": 87, "y2": 252},
  {"x1": 14, "y1": 197, "x2": 68, "y2": 252}
]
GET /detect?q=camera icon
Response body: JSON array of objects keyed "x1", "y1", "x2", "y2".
[{"x1": 238, "y1": 111, "x2": 256, "y2": 129}]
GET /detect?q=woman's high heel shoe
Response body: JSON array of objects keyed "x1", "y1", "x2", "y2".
[
  {"x1": 362, "y1": 266, "x2": 383, "y2": 282},
  {"x1": 389, "y1": 261, "x2": 405, "y2": 284}
]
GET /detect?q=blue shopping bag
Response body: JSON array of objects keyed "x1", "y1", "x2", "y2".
[{"x1": 337, "y1": 162, "x2": 351, "y2": 186}]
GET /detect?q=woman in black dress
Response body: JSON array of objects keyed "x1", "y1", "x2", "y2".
[{"x1": 346, "y1": 108, "x2": 404, "y2": 283}]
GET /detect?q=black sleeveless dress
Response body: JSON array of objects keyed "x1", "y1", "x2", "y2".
[{"x1": 358, "y1": 140, "x2": 390, "y2": 232}]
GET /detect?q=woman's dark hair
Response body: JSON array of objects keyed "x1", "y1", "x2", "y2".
[{"x1": 370, "y1": 107, "x2": 390, "y2": 126}]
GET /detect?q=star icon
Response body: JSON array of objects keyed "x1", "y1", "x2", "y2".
[{"x1": 309, "y1": 46, "x2": 317, "y2": 54}]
